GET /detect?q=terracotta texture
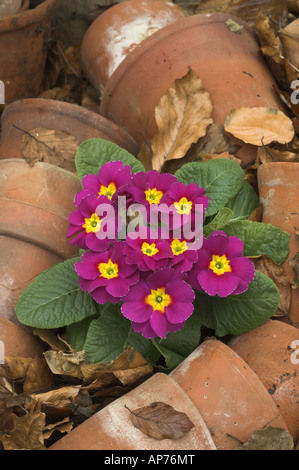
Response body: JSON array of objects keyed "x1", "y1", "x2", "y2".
[
  {"x1": 0, "y1": 0, "x2": 61, "y2": 102},
  {"x1": 100, "y1": 13, "x2": 287, "y2": 168},
  {"x1": 228, "y1": 320, "x2": 299, "y2": 445},
  {"x1": 0, "y1": 318, "x2": 44, "y2": 358},
  {"x1": 0, "y1": 0, "x2": 23, "y2": 17},
  {"x1": 0, "y1": 159, "x2": 81, "y2": 325},
  {"x1": 170, "y1": 338, "x2": 288, "y2": 450},
  {"x1": 0, "y1": 98, "x2": 139, "y2": 160},
  {"x1": 49, "y1": 372, "x2": 217, "y2": 451},
  {"x1": 80, "y1": 0, "x2": 185, "y2": 94},
  {"x1": 257, "y1": 162, "x2": 299, "y2": 328}
]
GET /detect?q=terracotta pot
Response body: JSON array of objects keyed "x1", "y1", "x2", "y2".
[
  {"x1": 0, "y1": 0, "x2": 23, "y2": 17},
  {"x1": 170, "y1": 338, "x2": 288, "y2": 450},
  {"x1": 100, "y1": 13, "x2": 287, "y2": 168},
  {"x1": 227, "y1": 319, "x2": 299, "y2": 445},
  {"x1": 0, "y1": 0, "x2": 61, "y2": 102},
  {"x1": 0, "y1": 159, "x2": 81, "y2": 325},
  {"x1": 49, "y1": 372, "x2": 217, "y2": 450},
  {"x1": 257, "y1": 162, "x2": 299, "y2": 328},
  {"x1": 0, "y1": 98, "x2": 139, "y2": 161},
  {"x1": 80, "y1": 0, "x2": 185, "y2": 95},
  {"x1": 0, "y1": 318, "x2": 44, "y2": 358}
]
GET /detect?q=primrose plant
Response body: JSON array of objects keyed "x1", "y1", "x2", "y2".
[{"x1": 16, "y1": 139, "x2": 290, "y2": 370}]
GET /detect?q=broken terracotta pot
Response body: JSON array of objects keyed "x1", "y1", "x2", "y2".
[
  {"x1": 0, "y1": 318, "x2": 44, "y2": 358},
  {"x1": 227, "y1": 319, "x2": 299, "y2": 445},
  {"x1": 170, "y1": 338, "x2": 288, "y2": 450},
  {"x1": 100, "y1": 13, "x2": 288, "y2": 168},
  {"x1": 80, "y1": 0, "x2": 185, "y2": 95},
  {"x1": 0, "y1": 98, "x2": 139, "y2": 162},
  {"x1": 257, "y1": 162, "x2": 299, "y2": 328},
  {"x1": 49, "y1": 372, "x2": 217, "y2": 450},
  {"x1": 0, "y1": 158, "x2": 81, "y2": 326},
  {"x1": 0, "y1": 0, "x2": 61, "y2": 102}
]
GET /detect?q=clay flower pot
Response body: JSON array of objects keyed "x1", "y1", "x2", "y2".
[
  {"x1": 0, "y1": 98, "x2": 139, "y2": 161},
  {"x1": 0, "y1": 0, "x2": 24, "y2": 17},
  {"x1": 170, "y1": 338, "x2": 288, "y2": 450},
  {"x1": 80, "y1": 0, "x2": 185, "y2": 95},
  {"x1": 0, "y1": 159, "x2": 81, "y2": 326},
  {"x1": 0, "y1": 0, "x2": 61, "y2": 102},
  {"x1": 227, "y1": 319, "x2": 299, "y2": 445},
  {"x1": 49, "y1": 372, "x2": 217, "y2": 450},
  {"x1": 100, "y1": 13, "x2": 287, "y2": 168},
  {"x1": 257, "y1": 162, "x2": 299, "y2": 328},
  {"x1": 0, "y1": 318, "x2": 44, "y2": 358}
]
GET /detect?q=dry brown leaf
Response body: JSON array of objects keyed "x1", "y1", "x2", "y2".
[
  {"x1": 201, "y1": 151, "x2": 242, "y2": 165},
  {"x1": 235, "y1": 427, "x2": 294, "y2": 450},
  {"x1": 224, "y1": 107, "x2": 294, "y2": 146},
  {"x1": 21, "y1": 127, "x2": 80, "y2": 172},
  {"x1": 288, "y1": 252, "x2": 299, "y2": 289},
  {"x1": 0, "y1": 412, "x2": 46, "y2": 450},
  {"x1": 139, "y1": 68, "x2": 213, "y2": 172},
  {"x1": 43, "y1": 417, "x2": 73, "y2": 440},
  {"x1": 253, "y1": 255, "x2": 292, "y2": 316},
  {"x1": 257, "y1": 146, "x2": 299, "y2": 163},
  {"x1": 126, "y1": 401, "x2": 194, "y2": 440},
  {"x1": 255, "y1": 13, "x2": 283, "y2": 60},
  {"x1": 279, "y1": 19, "x2": 299, "y2": 70}
]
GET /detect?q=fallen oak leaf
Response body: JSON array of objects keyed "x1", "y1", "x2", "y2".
[
  {"x1": 140, "y1": 68, "x2": 213, "y2": 172},
  {"x1": 224, "y1": 107, "x2": 295, "y2": 146},
  {"x1": 125, "y1": 401, "x2": 194, "y2": 440}
]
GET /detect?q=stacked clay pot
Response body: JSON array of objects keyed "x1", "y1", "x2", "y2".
[
  {"x1": 0, "y1": 159, "x2": 81, "y2": 326},
  {"x1": 99, "y1": 13, "x2": 288, "y2": 168}
]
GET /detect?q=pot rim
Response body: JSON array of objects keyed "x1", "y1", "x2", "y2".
[
  {"x1": 0, "y1": 98, "x2": 139, "y2": 154},
  {"x1": 0, "y1": 0, "x2": 61, "y2": 32},
  {"x1": 100, "y1": 12, "x2": 257, "y2": 112}
]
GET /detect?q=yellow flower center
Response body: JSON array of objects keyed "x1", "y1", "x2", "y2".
[
  {"x1": 145, "y1": 287, "x2": 171, "y2": 314},
  {"x1": 141, "y1": 242, "x2": 159, "y2": 257},
  {"x1": 174, "y1": 197, "x2": 193, "y2": 215},
  {"x1": 171, "y1": 239, "x2": 188, "y2": 256},
  {"x1": 98, "y1": 258, "x2": 119, "y2": 279},
  {"x1": 98, "y1": 182, "x2": 117, "y2": 200},
  {"x1": 209, "y1": 254, "x2": 232, "y2": 276},
  {"x1": 82, "y1": 213, "x2": 102, "y2": 233},
  {"x1": 144, "y1": 187, "x2": 164, "y2": 205}
]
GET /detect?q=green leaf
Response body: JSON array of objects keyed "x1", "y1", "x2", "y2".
[
  {"x1": 194, "y1": 271, "x2": 280, "y2": 337},
  {"x1": 75, "y1": 138, "x2": 145, "y2": 182},
  {"x1": 222, "y1": 220, "x2": 290, "y2": 265},
  {"x1": 203, "y1": 207, "x2": 234, "y2": 237},
  {"x1": 84, "y1": 303, "x2": 160, "y2": 364},
  {"x1": 16, "y1": 258, "x2": 97, "y2": 329},
  {"x1": 66, "y1": 315, "x2": 98, "y2": 352},
  {"x1": 225, "y1": 180, "x2": 259, "y2": 221},
  {"x1": 153, "y1": 314, "x2": 202, "y2": 370},
  {"x1": 175, "y1": 159, "x2": 245, "y2": 217}
]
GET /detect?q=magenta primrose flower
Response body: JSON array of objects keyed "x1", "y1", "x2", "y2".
[
  {"x1": 121, "y1": 268, "x2": 195, "y2": 339},
  {"x1": 67, "y1": 193, "x2": 119, "y2": 252},
  {"x1": 124, "y1": 226, "x2": 173, "y2": 272},
  {"x1": 168, "y1": 237, "x2": 198, "y2": 272},
  {"x1": 74, "y1": 160, "x2": 132, "y2": 206},
  {"x1": 188, "y1": 231, "x2": 255, "y2": 298},
  {"x1": 158, "y1": 182, "x2": 209, "y2": 231},
  {"x1": 128, "y1": 170, "x2": 177, "y2": 209},
  {"x1": 75, "y1": 241, "x2": 140, "y2": 304}
]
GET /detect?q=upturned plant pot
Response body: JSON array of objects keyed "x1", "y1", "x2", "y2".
[
  {"x1": 227, "y1": 319, "x2": 299, "y2": 445},
  {"x1": 0, "y1": 318, "x2": 44, "y2": 358},
  {"x1": 257, "y1": 162, "x2": 299, "y2": 328},
  {"x1": 170, "y1": 338, "x2": 288, "y2": 450},
  {"x1": 100, "y1": 13, "x2": 287, "y2": 168},
  {"x1": 49, "y1": 372, "x2": 217, "y2": 450},
  {"x1": 0, "y1": 98, "x2": 139, "y2": 161},
  {"x1": 0, "y1": 159, "x2": 81, "y2": 325},
  {"x1": 0, "y1": 0, "x2": 61, "y2": 102},
  {"x1": 80, "y1": 0, "x2": 185, "y2": 95}
]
